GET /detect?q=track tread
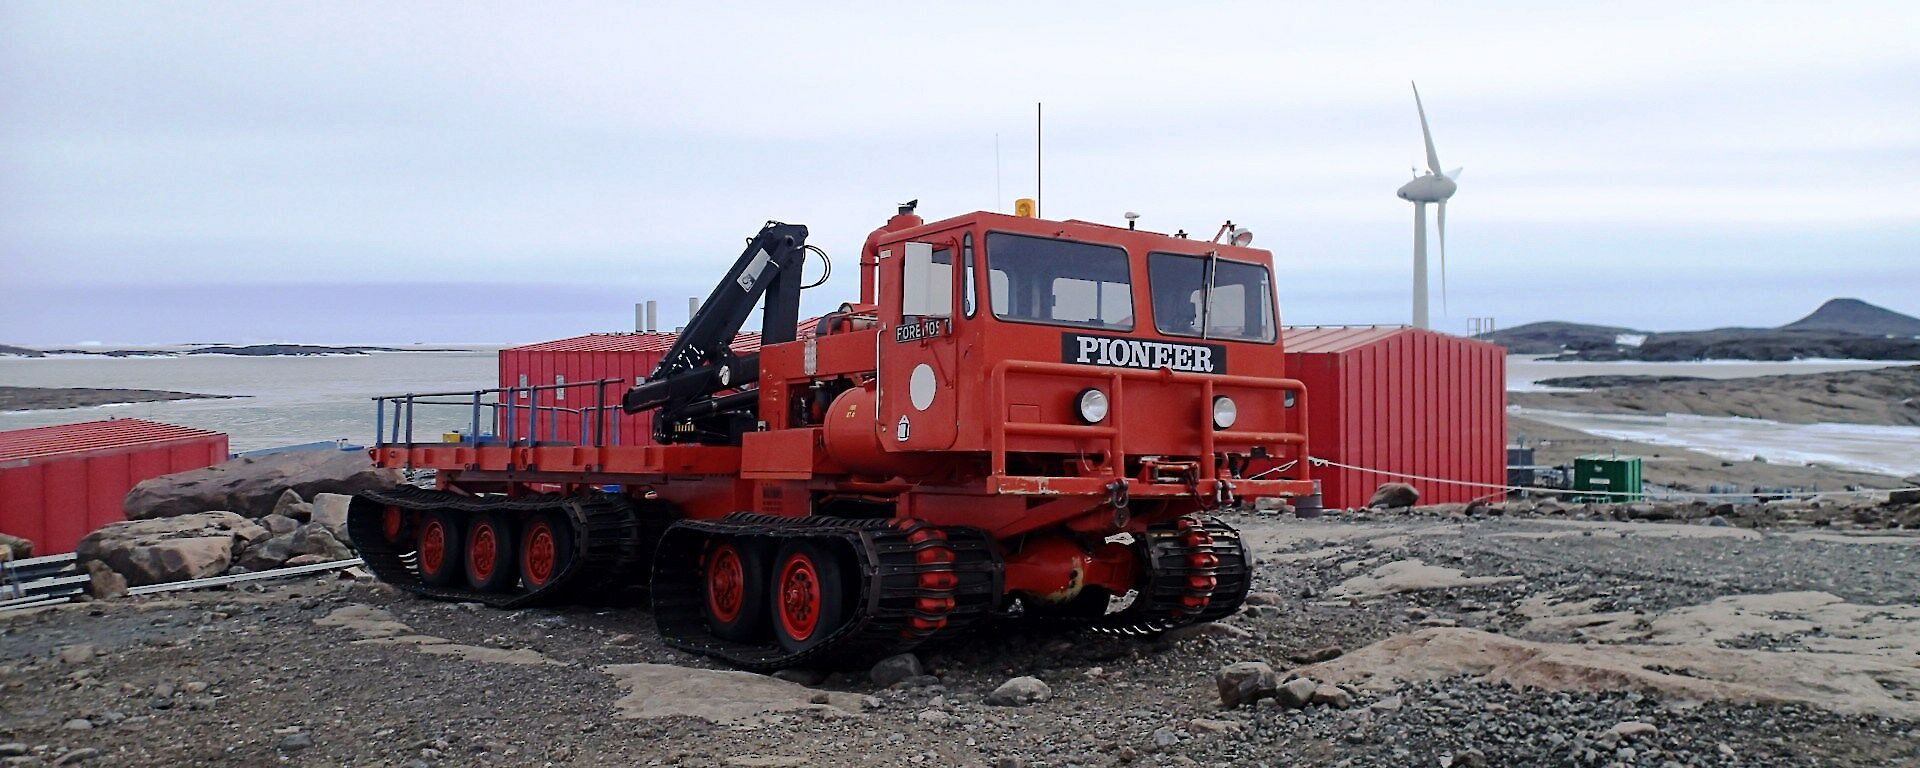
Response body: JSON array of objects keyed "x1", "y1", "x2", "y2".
[{"x1": 348, "y1": 487, "x2": 642, "y2": 608}]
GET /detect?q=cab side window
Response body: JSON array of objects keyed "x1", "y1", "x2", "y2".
[{"x1": 901, "y1": 242, "x2": 953, "y2": 320}]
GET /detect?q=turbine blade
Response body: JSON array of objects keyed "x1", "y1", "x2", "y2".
[
  {"x1": 1413, "y1": 81, "x2": 1442, "y2": 175},
  {"x1": 1447, "y1": 166, "x2": 1463, "y2": 181},
  {"x1": 1437, "y1": 199, "x2": 1449, "y2": 315}
]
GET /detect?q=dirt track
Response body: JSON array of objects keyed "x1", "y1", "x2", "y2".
[{"x1": 5, "y1": 511, "x2": 1919, "y2": 767}]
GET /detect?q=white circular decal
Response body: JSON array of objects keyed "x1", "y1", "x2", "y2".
[{"x1": 909, "y1": 364, "x2": 937, "y2": 411}]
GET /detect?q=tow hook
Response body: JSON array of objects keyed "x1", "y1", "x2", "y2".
[
  {"x1": 1106, "y1": 479, "x2": 1130, "y2": 510},
  {"x1": 1215, "y1": 480, "x2": 1237, "y2": 507}
]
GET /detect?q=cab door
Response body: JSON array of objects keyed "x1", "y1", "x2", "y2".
[{"x1": 878, "y1": 239, "x2": 961, "y2": 451}]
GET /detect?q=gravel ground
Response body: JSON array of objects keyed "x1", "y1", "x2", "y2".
[{"x1": 4, "y1": 512, "x2": 1918, "y2": 767}]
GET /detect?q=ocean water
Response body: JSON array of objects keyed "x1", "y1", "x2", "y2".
[
  {"x1": 1506, "y1": 356, "x2": 1917, "y2": 391},
  {"x1": 0, "y1": 349, "x2": 497, "y2": 452},
  {"x1": 1512, "y1": 407, "x2": 1920, "y2": 477}
]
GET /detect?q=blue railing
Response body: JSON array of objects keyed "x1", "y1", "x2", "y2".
[{"x1": 373, "y1": 377, "x2": 629, "y2": 448}]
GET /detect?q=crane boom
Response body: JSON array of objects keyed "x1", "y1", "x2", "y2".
[{"x1": 621, "y1": 221, "x2": 810, "y2": 443}]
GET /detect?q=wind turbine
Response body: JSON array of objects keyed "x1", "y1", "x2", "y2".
[{"x1": 1396, "y1": 82, "x2": 1461, "y2": 330}]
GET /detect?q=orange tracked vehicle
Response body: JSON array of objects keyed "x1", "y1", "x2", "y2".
[{"x1": 349, "y1": 202, "x2": 1315, "y2": 669}]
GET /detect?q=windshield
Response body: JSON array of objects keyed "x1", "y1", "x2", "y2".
[
  {"x1": 986, "y1": 233, "x2": 1133, "y2": 330},
  {"x1": 1148, "y1": 252, "x2": 1277, "y2": 342}
]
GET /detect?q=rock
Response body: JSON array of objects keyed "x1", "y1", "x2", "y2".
[
  {"x1": 62, "y1": 718, "x2": 93, "y2": 730},
  {"x1": 869, "y1": 653, "x2": 924, "y2": 687},
  {"x1": 1369, "y1": 695, "x2": 1403, "y2": 712},
  {"x1": 771, "y1": 669, "x2": 828, "y2": 686},
  {"x1": 1187, "y1": 718, "x2": 1239, "y2": 734},
  {"x1": 0, "y1": 532, "x2": 32, "y2": 561},
  {"x1": 278, "y1": 732, "x2": 313, "y2": 751},
  {"x1": 1309, "y1": 684, "x2": 1352, "y2": 708},
  {"x1": 1368, "y1": 483, "x2": 1420, "y2": 509},
  {"x1": 77, "y1": 512, "x2": 262, "y2": 586},
  {"x1": 290, "y1": 524, "x2": 354, "y2": 561},
  {"x1": 1286, "y1": 645, "x2": 1343, "y2": 664},
  {"x1": 985, "y1": 676, "x2": 1051, "y2": 706},
  {"x1": 1215, "y1": 661, "x2": 1279, "y2": 708},
  {"x1": 270, "y1": 489, "x2": 312, "y2": 521},
  {"x1": 238, "y1": 532, "x2": 297, "y2": 570},
  {"x1": 1449, "y1": 748, "x2": 1488, "y2": 768},
  {"x1": 1608, "y1": 720, "x2": 1658, "y2": 740},
  {"x1": 54, "y1": 748, "x2": 100, "y2": 765},
  {"x1": 0, "y1": 744, "x2": 27, "y2": 757},
  {"x1": 1165, "y1": 622, "x2": 1251, "y2": 642},
  {"x1": 1276, "y1": 677, "x2": 1318, "y2": 708},
  {"x1": 57, "y1": 644, "x2": 97, "y2": 664},
  {"x1": 284, "y1": 554, "x2": 334, "y2": 567},
  {"x1": 123, "y1": 450, "x2": 403, "y2": 520},
  {"x1": 1150, "y1": 727, "x2": 1179, "y2": 748},
  {"x1": 1889, "y1": 488, "x2": 1920, "y2": 505},
  {"x1": 259, "y1": 513, "x2": 300, "y2": 537},
  {"x1": 83, "y1": 560, "x2": 128, "y2": 599},
  {"x1": 1242, "y1": 591, "x2": 1285, "y2": 606},
  {"x1": 310, "y1": 493, "x2": 352, "y2": 543},
  {"x1": 1702, "y1": 515, "x2": 1730, "y2": 527}
]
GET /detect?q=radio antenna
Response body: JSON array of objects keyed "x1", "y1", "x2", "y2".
[{"x1": 1035, "y1": 102, "x2": 1043, "y2": 219}]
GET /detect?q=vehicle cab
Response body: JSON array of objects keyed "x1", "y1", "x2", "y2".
[{"x1": 803, "y1": 204, "x2": 1311, "y2": 504}]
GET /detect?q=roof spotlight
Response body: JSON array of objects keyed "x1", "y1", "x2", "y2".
[{"x1": 1229, "y1": 227, "x2": 1254, "y2": 247}]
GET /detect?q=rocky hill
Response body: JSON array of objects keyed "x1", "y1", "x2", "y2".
[
  {"x1": 1483, "y1": 298, "x2": 1920, "y2": 361},
  {"x1": 1474, "y1": 322, "x2": 1642, "y2": 355},
  {"x1": 1511, "y1": 364, "x2": 1920, "y2": 426},
  {"x1": 1783, "y1": 298, "x2": 1920, "y2": 337}
]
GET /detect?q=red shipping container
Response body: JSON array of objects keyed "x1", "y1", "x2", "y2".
[
  {"x1": 0, "y1": 419, "x2": 229, "y2": 554},
  {"x1": 1283, "y1": 326, "x2": 1506, "y2": 509},
  {"x1": 497, "y1": 329, "x2": 786, "y2": 445}
]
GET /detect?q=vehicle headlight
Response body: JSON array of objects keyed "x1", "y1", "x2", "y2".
[
  {"x1": 1077, "y1": 388, "x2": 1110, "y2": 424},
  {"x1": 1212, "y1": 396, "x2": 1238, "y2": 429}
]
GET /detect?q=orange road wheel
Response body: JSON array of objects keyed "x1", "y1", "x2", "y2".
[
  {"x1": 381, "y1": 505, "x2": 408, "y2": 544},
  {"x1": 519, "y1": 512, "x2": 573, "y2": 591},
  {"x1": 771, "y1": 540, "x2": 847, "y2": 653},
  {"x1": 703, "y1": 538, "x2": 769, "y2": 642},
  {"x1": 464, "y1": 510, "x2": 516, "y2": 592},
  {"x1": 417, "y1": 509, "x2": 463, "y2": 587}
]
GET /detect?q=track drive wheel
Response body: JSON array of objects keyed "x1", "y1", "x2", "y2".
[
  {"x1": 519, "y1": 511, "x2": 573, "y2": 590},
  {"x1": 465, "y1": 509, "x2": 517, "y2": 592},
  {"x1": 380, "y1": 505, "x2": 411, "y2": 545},
  {"x1": 703, "y1": 538, "x2": 771, "y2": 642},
  {"x1": 770, "y1": 540, "x2": 849, "y2": 654},
  {"x1": 417, "y1": 509, "x2": 464, "y2": 587}
]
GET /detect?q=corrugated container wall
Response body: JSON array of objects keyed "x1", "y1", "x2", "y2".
[
  {"x1": 497, "y1": 330, "x2": 781, "y2": 446},
  {"x1": 0, "y1": 419, "x2": 229, "y2": 554},
  {"x1": 1283, "y1": 327, "x2": 1506, "y2": 509}
]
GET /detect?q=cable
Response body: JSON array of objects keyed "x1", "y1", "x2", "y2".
[
  {"x1": 801, "y1": 245, "x2": 832, "y2": 290},
  {"x1": 1303, "y1": 456, "x2": 1920, "y2": 502}
]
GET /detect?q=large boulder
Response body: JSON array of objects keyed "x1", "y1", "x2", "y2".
[
  {"x1": 123, "y1": 450, "x2": 403, "y2": 520},
  {"x1": 1368, "y1": 483, "x2": 1421, "y2": 509},
  {"x1": 289, "y1": 523, "x2": 354, "y2": 561},
  {"x1": 310, "y1": 493, "x2": 352, "y2": 544},
  {"x1": 0, "y1": 532, "x2": 32, "y2": 561},
  {"x1": 76, "y1": 512, "x2": 266, "y2": 586}
]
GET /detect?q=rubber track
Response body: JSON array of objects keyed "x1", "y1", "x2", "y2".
[
  {"x1": 652, "y1": 514, "x2": 1002, "y2": 671},
  {"x1": 347, "y1": 487, "x2": 642, "y2": 608},
  {"x1": 1090, "y1": 515, "x2": 1249, "y2": 635}
]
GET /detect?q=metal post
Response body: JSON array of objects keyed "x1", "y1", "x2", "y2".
[
  {"x1": 505, "y1": 391, "x2": 516, "y2": 444},
  {"x1": 527, "y1": 391, "x2": 538, "y2": 443},
  {"x1": 389, "y1": 400, "x2": 402, "y2": 444},
  {"x1": 404, "y1": 394, "x2": 415, "y2": 446},
  {"x1": 469, "y1": 391, "x2": 482, "y2": 444},
  {"x1": 595, "y1": 381, "x2": 608, "y2": 446}
]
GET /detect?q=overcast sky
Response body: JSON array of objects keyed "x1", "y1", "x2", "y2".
[{"x1": 2, "y1": 2, "x2": 1916, "y2": 345}]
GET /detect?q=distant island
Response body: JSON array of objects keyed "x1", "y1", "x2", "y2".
[
  {"x1": 1480, "y1": 298, "x2": 1920, "y2": 361},
  {"x1": 0, "y1": 343, "x2": 464, "y2": 358},
  {"x1": 0, "y1": 386, "x2": 235, "y2": 411}
]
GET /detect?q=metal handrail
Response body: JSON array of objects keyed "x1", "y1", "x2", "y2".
[{"x1": 373, "y1": 377, "x2": 629, "y2": 449}]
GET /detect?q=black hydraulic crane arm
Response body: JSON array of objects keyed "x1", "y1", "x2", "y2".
[{"x1": 622, "y1": 221, "x2": 809, "y2": 442}]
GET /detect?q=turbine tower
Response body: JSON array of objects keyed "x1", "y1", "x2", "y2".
[{"x1": 1396, "y1": 82, "x2": 1461, "y2": 330}]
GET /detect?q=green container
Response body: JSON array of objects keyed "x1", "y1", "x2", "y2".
[{"x1": 1573, "y1": 455, "x2": 1643, "y2": 503}]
